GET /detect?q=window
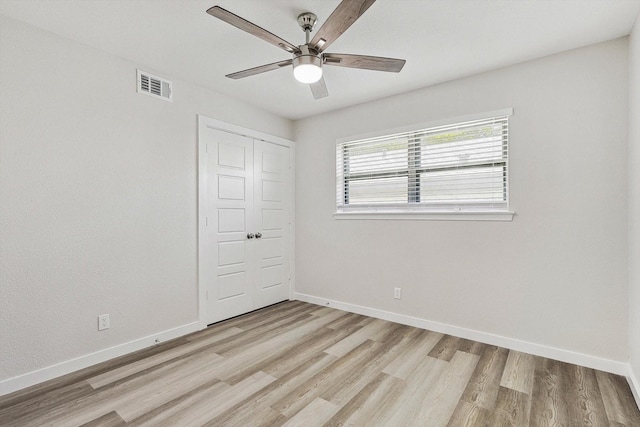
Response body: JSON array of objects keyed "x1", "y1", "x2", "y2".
[{"x1": 336, "y1": 110, "x2": 513, "y2": 220}]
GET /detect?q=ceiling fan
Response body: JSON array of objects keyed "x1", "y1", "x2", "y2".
[{"x1": 206, "y1": 0, "x2": 406, "y2": 99}]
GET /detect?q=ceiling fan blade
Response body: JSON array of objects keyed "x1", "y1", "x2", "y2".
[
  {"x1": 310, "y1": 76, "x2": 328, "y2": 99},
  {"x1": 323, "y1": 53, "x2": 405, "y2": 72},
  {"x1": 226, "y1": 59, "x2": 293, "y2": 80},
  {"x1": 207, "y1": 6, "x2": 300, "y2": 54},
  {"x1": 309, "y1": 0, "x2": 376, "y2": 52}
]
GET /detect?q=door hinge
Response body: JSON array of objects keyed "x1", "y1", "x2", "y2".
[
  {"x1": 205, "y1": 143, "x2": 208, "y2": 153},
  {"x1": 205, "y1": 216, "x2": 208, "y2": 227}
]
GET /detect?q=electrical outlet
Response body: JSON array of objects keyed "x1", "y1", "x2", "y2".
[
  {"x1": 394, "y1": 287, "x2": 401, "y2": 300},
  {"x1": 98, "y1": 314, "x2": 110, "y2": 331}
]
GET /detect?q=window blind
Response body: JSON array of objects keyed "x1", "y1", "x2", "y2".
[{"x1": 336, "y1": 114, "x2": 510, "y2": 213}]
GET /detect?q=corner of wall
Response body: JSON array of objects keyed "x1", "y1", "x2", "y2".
[{"x1": 627, "y1": 9, "x2": 640, "y2": 410}]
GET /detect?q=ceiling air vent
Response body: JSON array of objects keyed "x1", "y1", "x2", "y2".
[{"x1": 137, "y1": 69, "x2": 172, "y2": 102}]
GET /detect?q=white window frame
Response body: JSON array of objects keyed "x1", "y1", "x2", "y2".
[{"x1": 334, "y1": 109, "x2": 515, "y2": 221}]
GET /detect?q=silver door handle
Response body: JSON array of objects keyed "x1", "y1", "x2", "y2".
[
  {"x1": 247, "y1": 233, "x2": 255, "y2": 239},
  {"x1": 255, "y1": 232, "x2": 262, "y2": 239}
]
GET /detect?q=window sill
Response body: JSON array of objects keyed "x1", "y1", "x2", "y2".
[{"x1": 333, "y1": 210, "x2": 515, "y2": 222}]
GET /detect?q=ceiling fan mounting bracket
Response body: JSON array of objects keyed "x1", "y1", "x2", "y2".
[{"x1": 297, "y1": 13, "x2": 318, "y2": 33}]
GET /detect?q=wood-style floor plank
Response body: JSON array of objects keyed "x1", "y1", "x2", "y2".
[
  {"x1": 0, "y1": 380, "x2": 95, "y2": 425},
  {"x1": 500, "y1": 350, "x2": 536, "y2": 395},
  {"x1": 375, "y1": 355, "x2": 450, "y2": 426},
  {"x1": 490, "y1": 386, "x2": 531, "y2": 426},
  {"x1": 447, "y1": 344, "x2": 509, "y2": 427},
  {"x1": 207, "y1": 353, "x2": 338, "y2": 427},
  {"x1": 282, "y1": 397, "x2": 338, "y2": 427},
  {"x1": 596, "y1": 369, "x2": 640, "y2": 426},
  {"x1": 561, "y1": 363, "x2": 609, "y2": 426},
  {"x1": 146, "y1": 371, "x2": 275, "y2": 426},
  {"x1": 323, "y1": 318, "x2": 387, "y2": 357},
  {"x1": 126, "y1": 379, "x2": 229, "y2": 426},
  {"x1": 86, "y1": 326, "x2": 243, "y2": 389},
  {"x1": 217, "y1": 311, "x2": 316, "y2": 357},
  {"x1": 79, "y1": 411, "x2": 126, "y2": 427},
  {"x1": 530, "y1": 357, "x2": 568, "y2": 427},
  {"x1": 416, "y1": 351, "x2": 480, "y2": 426},
  {"x1": 273, "y1": 339, "x2": 382, "y2": 417},
  {"x1": 1, "y1": 301, "x2": 638, "y2": 427},
  {"x1": 323, "y1": 372, "x2": 404, "y2": 426},
  {"x1": 428, "y1": 334, "x2": 462, "y2": 361},
  {"x1": 382, "y1": 329, "x2": 443, "y2": 380},
  {"x1": 259, "y1": 319, "x2": 361, "y2": 380},
  {"x1": 321, "y1": 323, "x2": 410, "y2": 407},
  {"x1": 446, "y1": 400, "x2": 492, "y2": 427},
  {"x1": 458, "y1": 344, "x2": 510, "y2": 409}
]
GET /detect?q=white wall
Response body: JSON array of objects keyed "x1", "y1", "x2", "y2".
[
  {"x1": 294, "y1": 38, "x2": 629, "y2": 364},
  {"x1": 0, "y1": 16, "x2": 293, "y2": 384},
  {"x1": 629, "y1": 14, "x2": 640, "y2": 394}
]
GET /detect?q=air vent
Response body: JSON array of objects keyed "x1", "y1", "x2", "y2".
[{"x1": 137, "y1": 69, "x2": 172, "y2": 102}]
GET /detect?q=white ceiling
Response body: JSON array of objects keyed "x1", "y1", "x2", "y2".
[{"x1": 1, "y1": 0, "x2": 639, "y2": 120}]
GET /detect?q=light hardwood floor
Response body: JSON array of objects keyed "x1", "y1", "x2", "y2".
[{"x1": 1, "y1": 301, "x2": 639, "y2": 426}]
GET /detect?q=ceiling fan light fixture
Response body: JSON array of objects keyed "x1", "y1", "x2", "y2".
[
  {"x1": 293, "y1": 47, "x2": 322, "y2": 84},
  {"x1": 293, "y1": 61, "x2": 322, "y2": 84}
]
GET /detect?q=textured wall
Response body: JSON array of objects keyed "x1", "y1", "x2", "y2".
[
  {"x1": 0, "y1": 16, "x2": 293, "y2": 381},
  {"x1": 294, "y1": 38, "x2": 629, "y2": 362}
]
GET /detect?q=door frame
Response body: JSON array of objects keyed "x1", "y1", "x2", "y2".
[{"x1": 197, "y1": 115, "x2": 296, "y2": 329}]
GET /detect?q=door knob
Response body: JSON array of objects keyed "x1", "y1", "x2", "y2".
[
  {"x1": 247, "y1": 233, "x2": 255, "y2": 239},
  {"x1": 255, "y1": 232, "x2": 262, "y2": 239}
]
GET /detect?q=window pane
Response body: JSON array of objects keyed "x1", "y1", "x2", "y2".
[
  {"x1": 346, "y1": 139, "x2": 408, "y2": 174},
  {"x1": 420, "y1": 123, "x2": 505, "y2": 169},
  {"x1": 336, "y1": 113, "x2": 510, "y2": 213},
  {"x1": 419, "y1": 166, "x2": 505, "y2": 203},
  {"x1": 347, "y1": 176, "x2": 408, "y2": 204}
]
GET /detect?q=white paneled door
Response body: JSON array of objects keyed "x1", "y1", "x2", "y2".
[
  {"x1": 200, "y1": 125, "x2": 291, "y2": 325},
  {"x1": 253, "y1": 141, "x2": 291, "y2": 309}
]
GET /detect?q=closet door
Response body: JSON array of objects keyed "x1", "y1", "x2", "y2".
[
  {"x1": 201, "y1": 125, "x2": 291, "y2": 325},
  {"x1": 204, "y1": 128, "x2": 255, "y2": 324},
  {"x1": 254, "y1": 141, "x2": 291, "y2": 308}
]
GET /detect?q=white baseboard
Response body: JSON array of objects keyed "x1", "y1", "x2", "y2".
[
  {"x1": 0, "y1": 321, "x2": 201, "y2": 397},
  {"x1": 629, "y1": 365, "x2": 640, "y2": 411},
  {"x1": 294, "y1": 292, "x2": 629, "y2": 376}
]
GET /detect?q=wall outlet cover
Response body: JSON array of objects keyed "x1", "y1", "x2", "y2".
[{"x1": 98, "y1": 314, "x2": 110, "y2": 331}]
